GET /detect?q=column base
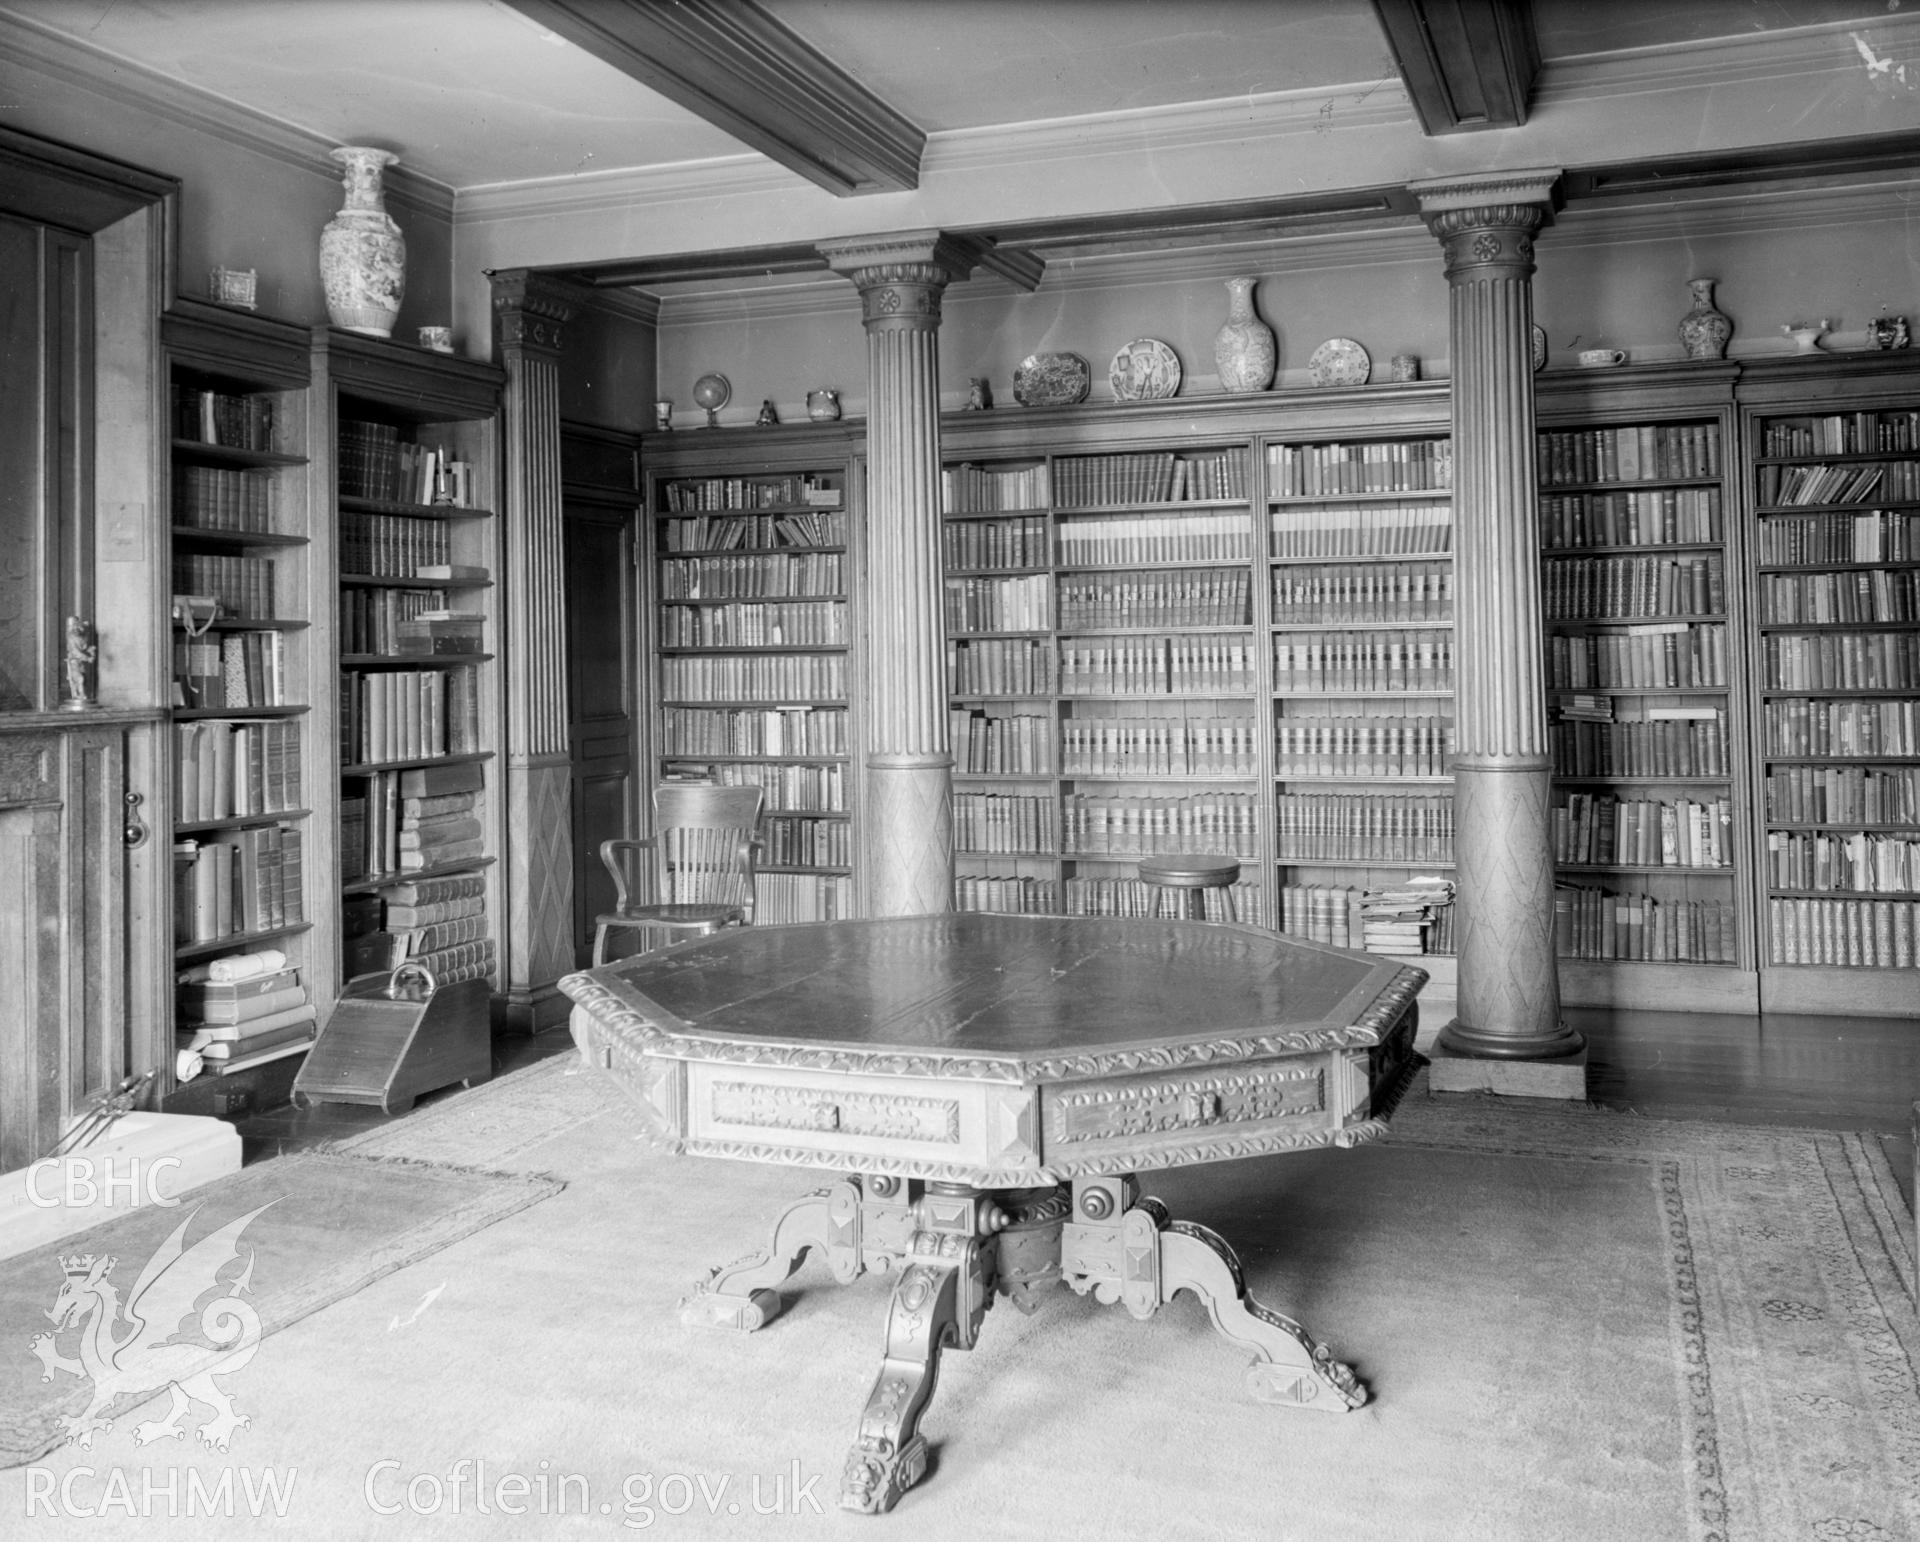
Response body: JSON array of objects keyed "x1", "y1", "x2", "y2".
[{"x1": 1427, "y1": 1023, "x2": 1588, "y2": 1100}]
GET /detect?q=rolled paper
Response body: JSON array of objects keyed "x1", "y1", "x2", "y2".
[{"x1": 205, "y1": 948, "x2": 289, "y2": 983}]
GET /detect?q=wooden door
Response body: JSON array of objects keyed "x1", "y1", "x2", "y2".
[{"x1": 564, "y1": 498, "x2": 639, "y2": 967}]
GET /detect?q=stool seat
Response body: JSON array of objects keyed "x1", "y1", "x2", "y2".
[{"x1": 1138, "y1": 854, "x2": 1241, "y2": 924}]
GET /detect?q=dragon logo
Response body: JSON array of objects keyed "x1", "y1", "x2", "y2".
[{"x1": 29, "y1": 1202, "x2": 271, "y2": 1452}]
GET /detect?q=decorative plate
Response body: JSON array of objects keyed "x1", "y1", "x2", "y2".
[
  {"x1": 1531, "y1": 324, "x2": 1548, "y2": 372},
  {"x1": 1308, "y1": 338, "x2": 1371, "y2": 388},
  {"x1": 1013, "y1": 352, "x2": 1092, "y2": 408},
  {"x1": 1108, "y1": 338, "x2": 1181, "y2": 402}
]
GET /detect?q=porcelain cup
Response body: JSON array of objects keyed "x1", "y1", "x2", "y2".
[{"x1": 1578, "y1": 348, "x2": 1627, "y2": 367}]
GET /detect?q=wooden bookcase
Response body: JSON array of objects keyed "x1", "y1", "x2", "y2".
[
  {"x1": 1535, "y1": 365, "x2": 1751, "y2": 1011},
  {"x1": 310, "y1": 330, "x2": 505, "y2": 996},
  {"x1": 1738, "y1": 354, "x2": 1920, "y2": 1015},
  {"x1": 641, "y1": 427, "x2": 863, "y2": 925},
  {"x1": 161, "y1": 299, "x2": 323, "y2": 1077}
]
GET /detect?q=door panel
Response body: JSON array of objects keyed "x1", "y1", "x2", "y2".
[{"x1": 565, "y1": 503, "x2": 638, "y2": 967}]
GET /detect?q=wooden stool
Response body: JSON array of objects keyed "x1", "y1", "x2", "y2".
[{"x1": 1138, "y1": 854, "x2": 1240, "y2": 923}]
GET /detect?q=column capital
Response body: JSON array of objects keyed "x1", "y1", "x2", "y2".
[
  {"x1": 1409, "y1": 169, "x2": 1562, "y2": 278},
  {"x1": 488, "y1": 268, "x2": 580, "y2": 357},
  {"x1": 819, "y1": 230, "x2": 979, "y2": 329}
]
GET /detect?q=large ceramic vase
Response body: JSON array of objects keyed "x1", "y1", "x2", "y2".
[
  {"x1": 1214, "y1": 275, "x2": 1276, "y2": 393},
  {"x1": 1677, "y1": 276, "x2": 1733, "y2": 361},
  {"x1": 319, "y1": 146, "x2": 405, "y2": 338}
]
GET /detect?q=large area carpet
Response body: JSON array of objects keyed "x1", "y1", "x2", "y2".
[{"x1": 0, "y1": 1052, "x2": 1913, "y2": 1541}]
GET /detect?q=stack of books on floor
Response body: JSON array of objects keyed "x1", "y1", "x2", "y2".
[
  {"x1": 380, "y1": 872, "x2": 493, "y2": 985},
  {"x1": 1358, "y1": 877, "x2": 1456, "y2": 957},
  {"x1": 176, "y1": 948, "x2": 316, "y2": 1076}
]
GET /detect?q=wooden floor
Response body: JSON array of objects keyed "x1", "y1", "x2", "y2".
[{"x1": 232, "y1": 1001, "x2": 1919, "y2": 1211}]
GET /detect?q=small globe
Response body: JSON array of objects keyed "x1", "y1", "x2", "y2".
[{"x1": 692, "y1": 372, "x2": 732, "y2": 423}]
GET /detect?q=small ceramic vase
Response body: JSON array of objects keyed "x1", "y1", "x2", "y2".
[
  {"x1": 1213, "y1": 276, "x2": 1276, "y2": 393},
  {"x1": 1677, "y1": 277, "x2": 1733, "y2": 361},
  {"x1": 1782, "y1": 321, "x2": 1830, "y2": 354},
  {"x1": 806, "y1": 388, "x2": 841, "y2": 422},
  {"x1": 319, "y1": 146, "x2": 405, "y2": 337}
]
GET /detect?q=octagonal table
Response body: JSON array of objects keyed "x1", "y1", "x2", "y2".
[{"x1": 559, "y1": 913, "x2": 1425, "y2": 1515}]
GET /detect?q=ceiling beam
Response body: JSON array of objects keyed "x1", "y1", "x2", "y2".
[
  {"x1": 502, "y1": 0, "x2": 924, "y2": 196},
  {"x1": 1371, "y1": 0, "x2": 1539, "y2": 135}
]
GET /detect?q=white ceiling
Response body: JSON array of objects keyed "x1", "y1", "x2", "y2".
[{"x1": 2, "y1": 0, "x2": 1906, "y2": 194}]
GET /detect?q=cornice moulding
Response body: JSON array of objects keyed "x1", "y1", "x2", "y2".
[{"x1": 0, "y1": 10, "x2": 455, "y2": 223}]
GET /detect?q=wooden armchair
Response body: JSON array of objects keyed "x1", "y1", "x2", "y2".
[{"x1": 592, "y1": 784, "x2": 764, "y2": 965}]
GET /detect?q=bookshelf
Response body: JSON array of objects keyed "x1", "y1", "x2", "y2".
[
  {"x1": 161, "y1": 300, "x2": 322, "y2": 1078},
  {"x1": 1265, "y1": 433, "x2": 1457, "y2": 977},
  {"x1": 1740, "y1": 356, "x2": 1920, "y2": 1014},
  {"x1": 312, "y1": 331, "x2": 505, "y2": 997},
  {"x1": 644, "y1": 436, "x2": 860, "y2": 925}
]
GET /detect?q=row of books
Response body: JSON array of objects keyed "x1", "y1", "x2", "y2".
[
  {"x1": 339, "y1": 585, "x2": 442, "y2": 657},
  {"x1": 1539, "y1": 487, "x2": 1723, "y2": 549},
  {"x1": 1552, "y1": 793, "x2": 1732, "y2": 868},
  {"x1": 1764, "y1": 765, "x2": 1920, "y2": 826},
  {"x1": 1060, "y1": 794, "x2": 1260, "y2": 856},
  {"x1": 1763, "y1": 697, "x2": 1920, "y2": 758},
  {"x1": 1542, "y1": 553, "x2": 1724, "y2": 620},
  {"x1": 1267, "y1": 439, "x2": 1451, "y2": 497},
  {"x1": 176, "y1": 955, "x2": 315, "y2": 1077},
  {"x1": 1268, "y1": 502, "x2": 1452, "y2": 558},
  {"x1": 341, "y1": 762, "x2": 486, "y2": 881},
  {"x1": 1547, "y1": 622, "x2": 1727, "y2": 689},
  {"x1": 1057, "y1": 571, "x2": 1250, "y2": 630},
  {"x1": 661, "y1": 705, "x2": 847, "y2": 757},
  {"x1": 1275, "y1": 884, "x2": 1365, "y2": 950},
  {"x1": 1555, "y1": 887, "x2": 1737, "y2": 963},
  {"x1": 1765, "y1": 830, "x2": 1920, "y2": 894},
  {"x1": 678, "y1": 759, "x2": 847, "y2": 813},
  {"x1": 173, "y1": 465, "x2": 274, "y2": 532},
  {"x1": 948, "y1": 638, "x2": 1052, "y2": 696},
  {"x1": 1059, "y1": 638, "x2": 1256, "y2": 695},
  {"x1": 659, "y1": 601, "x2": 846, "y2": 649},
  {"x1": 1759, "y1": 460, "x2": 1920, "y2": 508},
  {"x1": 1549, "y1": 716, "x2": 1728, "y2": 778},
  {"x1": 662, "y1": 652, "x2": 845, "y2": 702},
  {"x1": 1058, "y1": 512, "x2": 1253, "y2": 566},
  {"x1": 954, "y1": 876, "x2": 1059, "y2": 915},
  {"x1": 338, "y1": 423, "x2": 475, "y2": 508},
  {"x1": 1061, "y1": 716, "x2": 1259, "y2": 778},
  {"x1": 659, "y1": 553, "x2": 843, "y2": 600},
  {"x1": 172, "y1": 825, "x2": 305, "y2": 943},
  {"x1": 944, "y1": 515, "x2": 1048, "y2": 571},
  {"x1": 1064, "y1": 876, "x2": 1261, "y2": 926},
  {"x1": 1273, "y1": 792, "x2": 1454, "y2": 863},
  {"x1": 174, "y1": 627, "x2": 290, "y2": 709},
  {"x1": 173, "y1": 718, "x2": 302, "y2": 822},
  {"x1": 339, "y1": 665, "x2": 483, "y2": 766},
  {"x1": 1273, "y1": 632, "x2": 1453, "y2": 693},
  {"x1": 1270, "y1": 560, "x2": 1452, "y2": 623},
  {"x1": 172, "y1": 554, "x2": 275, "y2": 620},
  {"x1": 1759, "y1": 566, "x2": 1919, "y2": 624},
  {"x1": 760, "y1": 815, "x2": 851, "y2": 870},
  {"x1": 954, "y1": 794, "x2": 1054, "y2": 854},
  {"x1": 752, "y1": 871, "x2": 854, "y2": 925},
  {"x1": 1357, "y1": 878, "x2": 1455, "y2": 957},
  {"x1": 339, "y1": 511, "x2": 457, "y2": 578},
  {"x1": 1762, "y1": 630, "x2": 1919, "y2": 692},
  {"x1": 659, "y1": 510, "x2": 845, "y2": 550},
  {"x1": 1274, "y1": 717, "x2": 1454, "y2": 778},
  {"x1": 1053, "y1": 452, "x2": 1246, "y2": 508},
  {"x1": 944, "y1": 463, "x2": 1050, "y2": 514},
  {"x1": 1536, "y1": 423, "x2": 1721, "y2": 486},
  {"x1": 1767, "y1": 897, "x2": 1920, "y2": 967},
  {"x1": 172, "y1": 385, "x2": 276, "y2": 453},
  {"x1": 662, "y1": 476, "x2": 841, "y2": 513},
  {"x1": 945, "y1": 575, "x2": 1050, "y2": 633},
  {"x1": 1763, "y1": 410, "x2": 1920, "y2": 457},
  {"x1": 953, "y1": 710, "x2": 1055, "y2": 775},
  {"x1": 1756, "y1": 508, "x2": 1920, "y2": 565}
]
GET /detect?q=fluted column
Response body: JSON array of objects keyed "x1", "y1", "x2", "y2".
[
  {"x1": 489, "y1": 269, "x2": 576, "y2": 1031},
  {"x1": 820, "y1": 233, "x2": 976, "y2": 916},
  {"x1": 1410, "y1": 171, "x2": 1585, "y2": 1078}
]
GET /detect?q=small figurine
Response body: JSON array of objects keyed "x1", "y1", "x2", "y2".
[
  {"x1": 1870, "y1": 315, "x2": 1911, "y2": 351},
  {"x1": 965, "y1": 377, "x2": 993, "y2": 411},
  {"x1": 756, "y1": 399, "x2": 780, "y2": 427},
  {"x1": 62, "y1": 615, "x2": 96, "y2": 710}
]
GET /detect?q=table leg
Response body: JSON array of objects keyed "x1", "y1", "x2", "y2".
[
  {"x1": 839, "y1": 1255, "x2": 963, "y2": 1515},
  {"x1": 680, "y1": 1178, "x2": 865, "y2": 1332}
]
